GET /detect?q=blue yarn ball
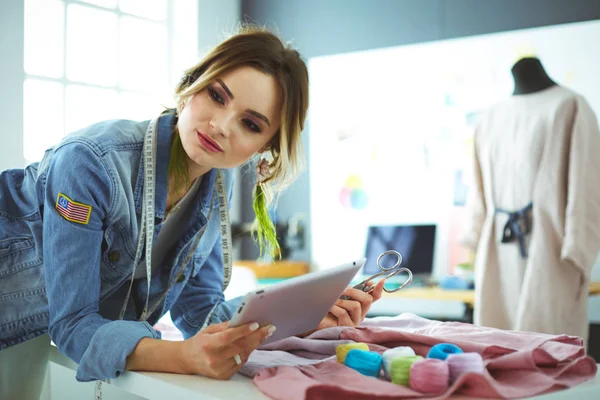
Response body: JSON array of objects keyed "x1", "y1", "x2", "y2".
[
  {"x1": 344, "y1": 349, "x2": 383, "y2": 377},
  {"x1": 427, "y1": 343, "x2": 464, "y2": 360}
]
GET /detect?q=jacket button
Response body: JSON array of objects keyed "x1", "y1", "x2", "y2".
[
  {"x1": 108, "y1": 251, "x2": 121, "y2": 263},
  {"x1": 176, "y1": 274, "x2": 185, "y2": 283}
]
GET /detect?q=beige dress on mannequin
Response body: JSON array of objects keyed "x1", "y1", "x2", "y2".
[{"x1": 462, "y1": 86, "x2": 600, "y2": 343}]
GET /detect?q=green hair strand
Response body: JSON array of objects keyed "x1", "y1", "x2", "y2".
[{"x1": 252, "y1": 183, "x2": 281, "y2": 260}]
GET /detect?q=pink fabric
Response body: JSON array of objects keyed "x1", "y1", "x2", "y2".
[{"x1": 247, "y1": 314, "x2": 597, "y2": 399}]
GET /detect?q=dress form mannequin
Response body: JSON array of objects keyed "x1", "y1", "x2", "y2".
[
  {"x1": 464, "y1": 54, "x2": 600, "y2": 344},
  {"x1": 511, "y1": 57, "x2": 556, "y2": 95}
]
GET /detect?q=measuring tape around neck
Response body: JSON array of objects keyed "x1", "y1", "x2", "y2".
[
  {"x1": 119, "y1": 116, "x2": 233, "y2": 321},
  {"x1": 119, "y1": 116, "x2": 157, "y2": 321},
  {"x1": 216, "y1": 169, "x2": 233, "y2": 289}
]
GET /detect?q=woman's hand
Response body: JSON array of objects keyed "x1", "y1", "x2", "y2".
[
  {"x1": 181, "y1": 321, "x2": 275, "y2": 380},
  {"x1": 315, "y1": 279, "x2": 386, "y2": 330},
  {"x1": 295, "y1": 279, "x2": 387, "y2": 338}
]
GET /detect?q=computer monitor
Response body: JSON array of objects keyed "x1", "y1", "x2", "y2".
[{"x1": 364, "y1": 224, "x2": 436, "y2": 277}]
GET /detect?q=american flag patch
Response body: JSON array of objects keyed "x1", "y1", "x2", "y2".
[{"x1": 56, "y1": 193, "x2": 92, "y2": 225}]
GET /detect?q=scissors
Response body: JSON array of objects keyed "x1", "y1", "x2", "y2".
[{"x1": 340, "y1": 250, "x2": 413, "y2": 300}]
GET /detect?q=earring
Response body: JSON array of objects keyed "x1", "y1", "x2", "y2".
[{"x1": 256, "y1": 158, "x2": 270, "y2": 183}]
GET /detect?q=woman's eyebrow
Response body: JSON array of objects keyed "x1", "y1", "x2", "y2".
[
  {"x1": 246, "y1": 109, "x2": 271, "y2": 127},
  {"x1": 216, "y1": 79, "x2": 234, "y2": 99},
  {"x1": 217, "y1": 78, "x2": 271, "y2": 127}
]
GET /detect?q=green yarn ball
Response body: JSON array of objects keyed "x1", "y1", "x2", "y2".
[{"x1": 390, "y1": 355, "x2": 424, "y2": 386}]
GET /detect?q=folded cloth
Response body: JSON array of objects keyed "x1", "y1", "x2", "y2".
[{"x1": 240, "y1": 313, "x2": 597, "y2": 400}]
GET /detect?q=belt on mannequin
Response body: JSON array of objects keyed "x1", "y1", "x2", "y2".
[{"x1": 495, "y1": 202, "x2": 533, "y2": 259}]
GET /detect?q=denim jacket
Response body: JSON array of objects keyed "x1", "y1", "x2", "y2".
[{"x1": 0, "y1": 111, "x2": 240, "y2": 381}]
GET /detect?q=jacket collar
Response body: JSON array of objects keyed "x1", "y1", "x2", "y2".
[{"x1": 134, "y1": 110, "x2": 175, "y2": 220}]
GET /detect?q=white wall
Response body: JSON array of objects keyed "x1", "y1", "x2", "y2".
[
  {"x1": 0, "y1": 0, "x2": 25, "y2": 171},
  {"x1": 198, "y1": 0, "x2": 241, "y2": 55}
]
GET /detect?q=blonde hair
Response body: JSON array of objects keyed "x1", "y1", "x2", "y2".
[
  {"x1": 172, "y1": 24, "x2": 309, "y2": 195},
  {"x1": 170, "y1": 24, "x2": 309, "y2": 258}
]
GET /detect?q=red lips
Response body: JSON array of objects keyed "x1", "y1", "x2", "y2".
[{"x1": 196, "y1": 131, "x2": 223, "y2": 153}]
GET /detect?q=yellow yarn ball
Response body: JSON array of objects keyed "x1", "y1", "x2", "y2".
[{"x1": 336, "y1": 343, "x2": 370, "y2": 363}]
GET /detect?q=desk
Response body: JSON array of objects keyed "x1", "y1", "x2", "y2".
[
  {"x1": 46, "y1": 346, "x2": 600, "y2": 400},
  {"x1": 48, "y1": 345, "x2": 269, "y2": 400},
  {"x1": 381, "y1": 281, "x2": 600, "y2": 322}
]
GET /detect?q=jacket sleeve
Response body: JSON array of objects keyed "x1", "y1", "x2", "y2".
[
  {"x1": 169, "y1": 234, "x2": 244, "y2": 339},
  {"x1": 560, "y1": 97, "x2": 600, "y2": 281},
  {"x1": 460, "y1": 127, "x2": 487, "y2": 252},
  {"x1": 42, "y1": 141, "x2": 161, "y2": 382}
]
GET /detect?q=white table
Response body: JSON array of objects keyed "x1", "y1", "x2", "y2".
[{"x1": 48, "y1": 346, "x2": 600, "y2": 400}]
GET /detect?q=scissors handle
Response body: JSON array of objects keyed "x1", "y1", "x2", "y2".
[
  {"x1": 340, "y1": 282, "x2": 373, "y2": 300},
  {"x1": 339, "y1": 250, "x2": 412, "y2": 300},
  {"x1": 377, "y1": 250, "x2": 403, "y2": 271},
  {"x1": 382, "y1": 267, "x2": 413, "y2": 293}
]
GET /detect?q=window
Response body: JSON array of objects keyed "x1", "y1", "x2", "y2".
[{"x1": 23, "y1": 0, "x2": 198, "y2": 164}]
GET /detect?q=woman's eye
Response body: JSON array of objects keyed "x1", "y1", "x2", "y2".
[
  {"x1": 243, "y1": 119, "x2": 261, "y2": 133},
  {"x1": 208, "y1": 88, "x2": 225, "y2": 105}
]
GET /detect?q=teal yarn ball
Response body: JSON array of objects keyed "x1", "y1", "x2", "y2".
[
  {"x1": 344, "y1": 349, "x2": 383, "y2": 377},
  {"x1": 427, "y1": 343, "x2": 464, "y2": 360}
]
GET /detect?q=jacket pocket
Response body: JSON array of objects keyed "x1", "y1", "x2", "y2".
[
  {"x1": 101, "y1": 224, "x2": 134, "y2": 275},
  {"x1": 0, "y1": 237, "x2": 33, "y2": 258},
  {"x1": 0, "y1": 237, "x2": 42, "y2": 278},
  {"x1": 0, "y1": 264, "x2": 49, "y2": 349}
]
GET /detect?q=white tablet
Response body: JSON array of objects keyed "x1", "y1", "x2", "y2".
[{"x1": 229, "y1": 258, "x2": 366, "y2": 345}]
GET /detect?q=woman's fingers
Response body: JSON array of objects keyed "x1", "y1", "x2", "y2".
[
  {"x1": 213, "y1": 321, "x2": 260, "y2": 348},
  {"x1": 370, "y1": 278, "x2": 386, "y2": 302},
  {"x1": 188, "y1": 321, "x2": 273, "y2": 379},
  {"x1": 335, "y1": 298, "x2": 363, "y2": 325},
  {"x1": 216, "y1": 324, "x2": 275, "y2": 378},
  {"x1": 200, "y1": 320, "x2": 230, "y2": 334},
  {"x1": 221, "y1": 325, "x2": 274, "y2": 359},
  {"x1": 314, "y1": 280, "x2": 391, "y2": 332},
  {"x1": 339, "y1": 286, "x2": 374, "y2": 322},
  {"x1": 328, "y1": 304, "x2": 355, "y2": 326}
]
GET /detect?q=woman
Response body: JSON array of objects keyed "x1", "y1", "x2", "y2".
[{"x1": 0, "y1": 25, "x2": 384, "y2": 390}]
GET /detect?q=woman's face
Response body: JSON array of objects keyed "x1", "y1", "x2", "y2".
[{"x1": 177, "y1": 66, "x2": 282, "y2": 178}]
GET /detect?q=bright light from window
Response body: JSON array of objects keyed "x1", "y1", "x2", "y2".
[
  {"x1": 118, "y1": 91, "x2": 165, "y2": 122},
  {"x1": 78, "y1": 0, "x2": 118, "y2": 8},
  {"x1": 24, "y1": 0, "x2": 65, "y2": 79},
  {"x1": 66, "y1": 3, "x2": 118, "y2": 86},
  {"x1": 24, "y1": 0, "x2": 198, "y2": 162},
  {"x1": 65, "y1": 84, "x2": 119, "y2": 134},
  {"x1": 119, "y1": 0, "x2": 167, "y2": 21},
  {"x1": 23, "y1": 79, "x2": 64, "y2": 162},
  {"x1": 171, "y1": 0, "x2": 199, "y2": 86},
  {"x1": 119, "y1": 16, "x2": 168, "y2": 92}
]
